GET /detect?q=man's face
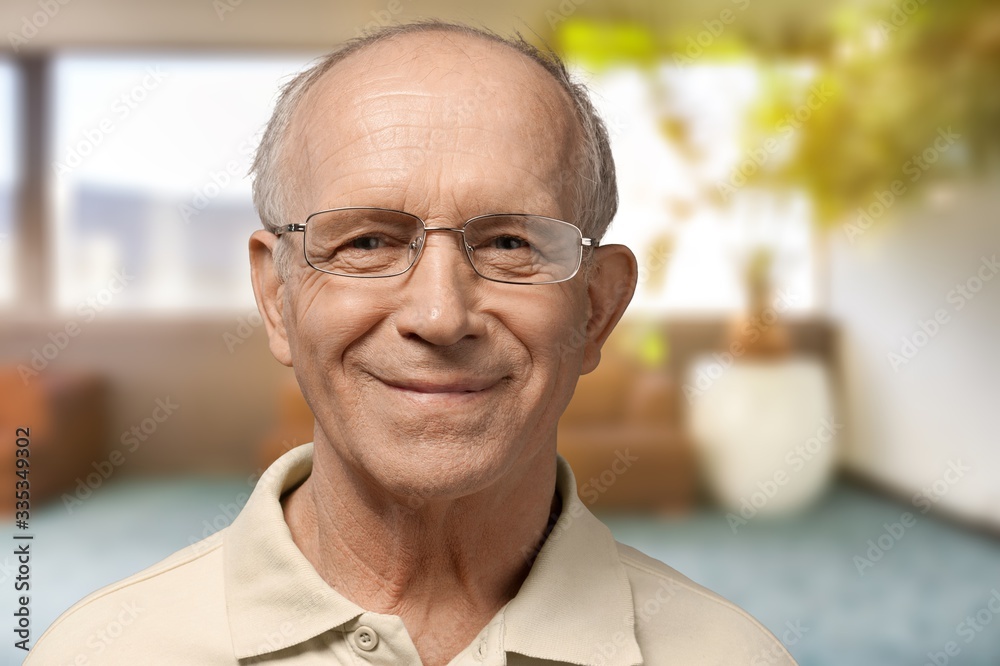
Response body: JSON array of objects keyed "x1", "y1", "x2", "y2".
[{"x1": 252, "y1": 33, "x2": 633, "y2": 501}]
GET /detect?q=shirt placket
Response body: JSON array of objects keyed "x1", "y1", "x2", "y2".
[
  {"x1": 445, "y1": 610, "x2": 507, "y2": 666},
  {"x1": 334, "y1": 613, "x2": 423, "y2": 665}
]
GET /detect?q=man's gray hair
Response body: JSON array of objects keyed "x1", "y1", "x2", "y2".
[{"x1": 250, "y1": 19, "x2": 618, "y2": 279}]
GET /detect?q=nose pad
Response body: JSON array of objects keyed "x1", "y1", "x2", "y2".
[
  {"x1": 464, "y1": 242, "x2": 480, "y2": 276},
  {"x1": 408, "y1": 235, "x2": 424, "y2": 267}
]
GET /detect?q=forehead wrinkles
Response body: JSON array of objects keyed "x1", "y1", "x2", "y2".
[{"x1": 285, "y1": 33, "x2": 581, "y2": 211}]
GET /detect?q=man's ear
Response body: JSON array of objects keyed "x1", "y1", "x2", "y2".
[
  {"x1": 249, "y1": 229, "x2": 293, "y2": 367},
  {"x1": 581, "y1": 244, "x2": 638, "y2": 375}
]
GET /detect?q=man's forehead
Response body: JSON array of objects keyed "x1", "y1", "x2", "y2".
[
  {"x1": 286, "y1": 30, "x2": 580, "y2": 217},
  {"x1": 309, "y1": 30, "x2": 571, "y2": 112}
]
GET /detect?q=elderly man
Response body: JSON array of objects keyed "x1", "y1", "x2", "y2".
[{"x1": 28, "y1": 20, "x2": 796, "y2": 666}]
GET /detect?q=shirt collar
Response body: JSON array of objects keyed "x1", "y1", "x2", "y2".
[
  {"x1": 224, "y1": 442, "x2": 366, "y2": 659},
  {"x1": 501, "y1": 454, "x2": 643, "y2": 666},
  {"x1": 224, "y1": 443, "x2": 642, "y2": 665}
]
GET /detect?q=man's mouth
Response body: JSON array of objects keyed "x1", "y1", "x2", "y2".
[{"x1": 379, "y1": 377, "x2": 497, "y2": 394}]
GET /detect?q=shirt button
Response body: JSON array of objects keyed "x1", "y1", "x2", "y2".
[{"x1": 353, "y1": 626, "x2": 379, "y2": 651}]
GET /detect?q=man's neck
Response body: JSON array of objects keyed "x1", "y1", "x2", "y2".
[{"x1": 280, "y1": 438, "x2": 561, "y2": 666}]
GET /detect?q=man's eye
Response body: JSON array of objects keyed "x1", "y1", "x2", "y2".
[
  {"x1": 491, "y1": 235, "x2": 529, "y2": 250},
  {"x1": 349, "y1": 236, "x2": 384, "y2": 250}
]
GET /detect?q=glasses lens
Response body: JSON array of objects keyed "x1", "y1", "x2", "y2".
[
  {"x1": 304, "y1": 209, "x2": 423, "y2": 276},
  {"x1": 464, "y1": 215, "x2": 582, "y2": 284}
]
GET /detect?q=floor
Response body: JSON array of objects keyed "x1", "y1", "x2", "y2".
[
  {"x1": 4, "y1": 477, "x2": 1000, "y2": 665},
  {"x1": 601, "y1": 485, "x2": 1000, "y2": 665}
]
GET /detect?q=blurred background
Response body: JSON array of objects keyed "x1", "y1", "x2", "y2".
[{"x1": 1, "y1": 0, "x2": 999, "y2": 664}]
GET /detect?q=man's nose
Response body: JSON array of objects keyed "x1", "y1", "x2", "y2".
[{"x1": 393, "y1": 230, "x2": 488, "y2": 346}]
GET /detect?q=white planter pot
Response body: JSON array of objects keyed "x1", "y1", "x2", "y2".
[{"x1": 686, "y1": 356, "x2": 839, "y2": 515}]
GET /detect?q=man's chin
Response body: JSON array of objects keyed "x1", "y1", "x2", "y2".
[{"x1": 339, "y1": 432, "x2": 527, "y2": 505}]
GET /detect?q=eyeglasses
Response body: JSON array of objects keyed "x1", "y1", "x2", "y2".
[{"x1": 274, "y1": 207, "x2": 598, "y2": 285}]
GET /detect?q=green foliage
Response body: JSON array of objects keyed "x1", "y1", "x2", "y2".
[
  {"x1": 748, "y1": 0, "x2": 999, "y2": 224},
  {"x1": 556, "y1": 1, "x2": 1000, "y2": 226}
]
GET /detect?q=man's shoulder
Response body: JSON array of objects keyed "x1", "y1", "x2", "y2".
[
  {"x1": 615, "y1": 541, "x2": 798, "y2": 665},
  {"x1": 26, "y1": 532, "x2": 233, "y2": 665}
]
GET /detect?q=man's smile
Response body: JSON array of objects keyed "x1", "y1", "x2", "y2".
[
  {"x1": 372, "y1": 373, "x2": 507, "y2": 405},
  {"x1": 383, "y1": 378, "x2": 495, "y2": 393}
]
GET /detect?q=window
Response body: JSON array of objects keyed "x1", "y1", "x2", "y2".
[
  {"x1": 51, "y1": 54, "x2": 315, "y2": 313},
  {"x1": 0, "y1": 59, "x2": 17, "y2": 306},
  {"x1": 577, "y1": 61, "x2": 818, "y2": 316}
]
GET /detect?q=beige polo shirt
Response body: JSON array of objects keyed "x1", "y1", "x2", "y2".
[{"x1": 27, "y1": 443, "x2": 797, "y2": 665}]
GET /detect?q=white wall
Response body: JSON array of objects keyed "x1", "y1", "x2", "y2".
[{"x1": 829, "y1": 175, "x2": 1000, "y2": 527}]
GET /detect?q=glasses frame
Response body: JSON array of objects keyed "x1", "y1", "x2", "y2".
[{"x1": 274, "y1": 206, "x2": 599, "y2": 285}]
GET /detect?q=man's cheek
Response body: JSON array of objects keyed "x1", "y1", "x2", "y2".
[
  {"x1": 519, "y1": 319, "x2": 588, "y2": 379},
  {"x1": 550, "y1": 307, "x2": 591, "y2": 367}
]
